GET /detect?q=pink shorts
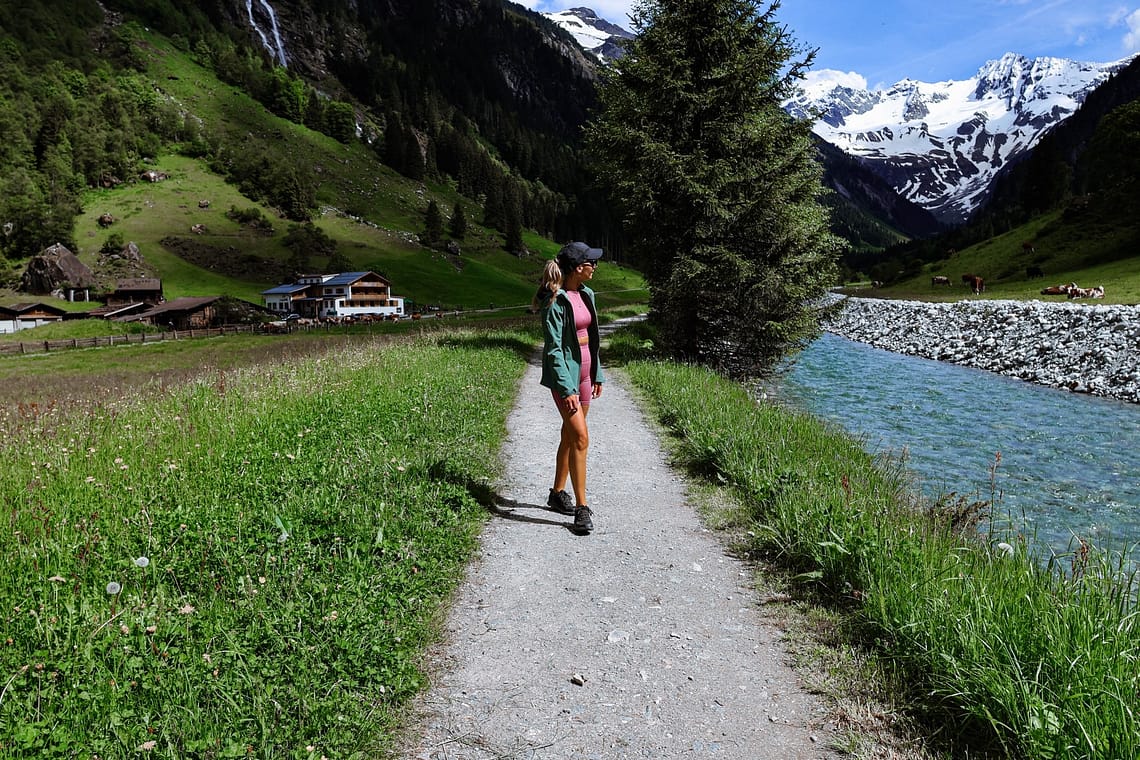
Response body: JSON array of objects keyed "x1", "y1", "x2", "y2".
[{"x1": 552, "y1": 377, "x2": 593, "y2": 412}]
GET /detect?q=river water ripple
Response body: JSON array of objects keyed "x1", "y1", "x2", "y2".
[{"x1": 776, "y1": 333, "x2": 1140, "y2": 556}]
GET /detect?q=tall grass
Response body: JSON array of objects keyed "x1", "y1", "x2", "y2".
[
  {"x1": 0, "y1": 330, "x2": 532, "y2": 758},
  {"x1": 620, "y1": 353, "x2": 1140, "y2": 759}
]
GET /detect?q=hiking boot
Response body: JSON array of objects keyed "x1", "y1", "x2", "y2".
[
  {"x1": 573, "y1": 505, "x2": 594, "y2": 533},
  {"x1": 546, "y1": 489, "x2": 575, "y2": 515}
]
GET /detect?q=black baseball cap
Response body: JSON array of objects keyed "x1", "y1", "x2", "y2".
[{"x1": 557, "y1": 241, "x2": 603, "y2": 267}]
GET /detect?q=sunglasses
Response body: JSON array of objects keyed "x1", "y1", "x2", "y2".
[{"x1": 581, "y1": 261, "x2": 598, "y2": 269}]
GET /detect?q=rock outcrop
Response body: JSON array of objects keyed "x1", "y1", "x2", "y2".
[{"x1": 19, "y1": 243, "x2": 96, "y2": 295}]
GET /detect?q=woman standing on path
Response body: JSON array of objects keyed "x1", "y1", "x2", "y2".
[{"x1": 540, "y1": 241, "x2": 604, "y2": 534}]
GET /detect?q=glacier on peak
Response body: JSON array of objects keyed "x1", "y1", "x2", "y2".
[{"x1": 785, "y1": 52, "x2": 1135, "y2": 224}]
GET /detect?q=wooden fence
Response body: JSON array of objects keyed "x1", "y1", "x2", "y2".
[{"x1": 0, "y1": 324, "x2": 259, "y2": 356}]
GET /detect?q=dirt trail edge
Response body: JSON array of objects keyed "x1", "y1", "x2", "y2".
[{"x1": 401, "y1": 330, "x2": 839, "y2": 759}]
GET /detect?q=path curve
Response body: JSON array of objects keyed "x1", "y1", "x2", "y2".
[{"x1": 401, "y1": 339, "x2": 838, "y2": 758}]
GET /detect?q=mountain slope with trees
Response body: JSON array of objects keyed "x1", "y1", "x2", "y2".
[{"x1": 0, "y1": 0, "x2": 632, "y2": 307}]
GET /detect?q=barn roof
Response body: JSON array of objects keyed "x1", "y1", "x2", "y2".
[
  {"x1": 114, "y1": 278, "x2": 163, "y2": 291},
  {"x1": 118, "y1": 296, "x2": 221, "y2": 322},
  {"x1": 6, "y1": 302, "x2": 69, "y2": 316}
]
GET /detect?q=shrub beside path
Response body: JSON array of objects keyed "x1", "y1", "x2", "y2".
[{"x1": 400, "y1": 341, "x2": 838, "y2": 758}]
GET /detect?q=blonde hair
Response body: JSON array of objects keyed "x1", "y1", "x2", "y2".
[
  {"x1": 540, "y1": 259, "x2": 562, "y2": 293},
  {"x1": 531, "y1": 259, "x2": 563, "y2": 312}
]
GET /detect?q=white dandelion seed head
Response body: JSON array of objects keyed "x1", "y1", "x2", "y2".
[
  {"x1": 134, "y1": 556, "x2": 150, "y2": 568},
  {"x1": 106, "y1": 582, "x2": 122, "y2": 595}
]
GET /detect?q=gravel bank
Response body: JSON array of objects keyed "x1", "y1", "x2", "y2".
[{"x1": 824, "y1": 296, "x2": 1140, "y2": 404}]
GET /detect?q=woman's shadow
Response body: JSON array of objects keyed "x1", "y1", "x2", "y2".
[{"x1": 428, "y1": 460, "x2": 580, "y2": 532}]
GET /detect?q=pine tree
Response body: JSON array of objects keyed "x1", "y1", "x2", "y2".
[
  {"x1": 422, "y1": 199, "x2": 444, "y2": 247},
  {"x1": 449, "y1": 200, "x2": 467, "y2": 240},
  {"x1": 585, "y1": 0, "x2": 840, "y2": 378}
]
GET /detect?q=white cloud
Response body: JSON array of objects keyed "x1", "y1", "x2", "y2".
[
  {"x1": 803, "y1": 69, "x2": 868, "y2": 90},
  {"x1": 1125, "y1": 9, "x2": 1140, "y2": 52}
]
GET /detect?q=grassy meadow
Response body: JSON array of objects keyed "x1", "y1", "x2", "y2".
[
  {"x1": 858, "y1": 207, "x2": 1140, "y2": 304},
  {"x1": 606, "y1": 322, "x2": 1140, "y2": 759},
  {"x1": 0, "y1": 326, "x2": 537, "y2": 758}
]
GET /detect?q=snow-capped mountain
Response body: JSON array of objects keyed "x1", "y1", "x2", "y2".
[
  {"x1": 543, "y1": 7, "x2": 633, "y2": 62},
  {"x1": 785, "y1": 53, "x2": 1134, "y2": 224}
]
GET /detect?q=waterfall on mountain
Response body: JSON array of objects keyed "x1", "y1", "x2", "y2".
[{"x1": 246, "y1": 0, "x2": 288, "y2": 67}]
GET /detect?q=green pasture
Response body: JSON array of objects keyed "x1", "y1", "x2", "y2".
[{"x1": 0, "y1": 327, "x2": 535, "y2": 757}]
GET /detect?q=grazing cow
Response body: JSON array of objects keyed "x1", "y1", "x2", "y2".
[
  {"x1": 1022, "y1": 241, "x2": 1037, "y2": 255},
  {"x1": 962, "y1": 273, "x2": 984, "y2": 294},
  {"x1": 932, "y1": 275, "x2": 951, "y2": 286},
  {"x1": 97, "y1": 213, "x2": 115, "y2": 228},
  {"x1": 198, "y1": 200, "x2": 210, "y2": 209},
  {"x1": 871, "y1": 280, "x2": 884, "y2": 289},
  {"x1": 190, "y1": 223, "x2": 206, "y2": 234},
  {"x1": 1026, "y1": 265, "x2": 1044, "y2": 279}
]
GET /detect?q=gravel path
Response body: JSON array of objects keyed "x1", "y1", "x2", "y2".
[{"x1": 399, "y1": 345, "x2": 838, "y2": 758}]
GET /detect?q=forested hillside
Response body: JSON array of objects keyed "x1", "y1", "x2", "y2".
[{"x1": 0, "y1": 0, "x2": 621, "y2": 298}]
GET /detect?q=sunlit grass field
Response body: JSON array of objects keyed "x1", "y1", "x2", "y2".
[{"x1": 0, "y1": 327, "x2": 536, "y2": 757}]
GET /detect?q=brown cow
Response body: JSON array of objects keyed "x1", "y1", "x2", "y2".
[
  {"x1": 1042, "y1": 282, "x2": 1078, "y2": 296},
  {"x1": 97, "y1": 213, "x2": 114, "y2": 228},
  {"x1": 962, "y1": 273, "x2": 984, "y2": 294}
]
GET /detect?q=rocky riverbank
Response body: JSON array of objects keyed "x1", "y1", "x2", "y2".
[{"x1": 823, "y1": 296, "x2": 1140, "y2": 404}]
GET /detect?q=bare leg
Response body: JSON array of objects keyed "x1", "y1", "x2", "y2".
[{"x1": 556, "y1": 404, "x2": 590, "y2": 506}]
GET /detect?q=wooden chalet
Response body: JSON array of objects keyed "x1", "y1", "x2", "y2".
[
  {"x1": 106, "y1": 278, "x2": 165, "y2": 308},
  {"x1": 0, "y1": 302, "x2": 68, "y2": 334},
  {"x1": 118, "y1": 296, "x2": 222, "y2": 330}
]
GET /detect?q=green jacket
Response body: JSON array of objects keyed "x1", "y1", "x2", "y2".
[{"x1": 540, "y1": 285, "x2": 604, "y2": 398}]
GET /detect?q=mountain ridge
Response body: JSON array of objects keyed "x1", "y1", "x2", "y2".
[
  {"x1": 784, "y1": 52, "x2": 1136, "y2": 225},
  {"x1": 540, "y1": 6, "x2": 633, "y2": 61}
]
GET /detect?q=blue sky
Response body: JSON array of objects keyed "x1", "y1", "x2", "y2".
[{"x1": 515, "y1": 1, "x2": 1140, "y2": 89}]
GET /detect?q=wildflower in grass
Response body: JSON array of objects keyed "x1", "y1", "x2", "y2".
[
  {"x1": 178, "y1": 604, "x2": 195, "y2": 614},
  {"x1": 106, "y1": 581, "x2": 123, "y2": 616},
  {"x1": 995, "y1": 542, "x2": 1015, "y2": 558}
]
